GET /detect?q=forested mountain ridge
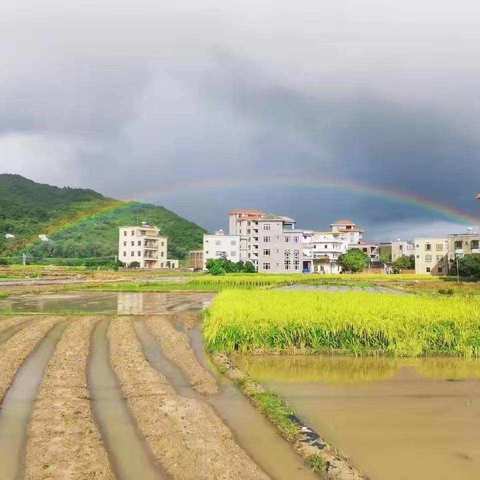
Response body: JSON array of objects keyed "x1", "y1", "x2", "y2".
[{"x1": 0, "y1": 174, "x2": 206, "y2": 260}]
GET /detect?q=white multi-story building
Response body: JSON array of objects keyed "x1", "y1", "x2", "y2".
[
  {"x1": 203, "y1": 230, "x2": 241, "y2": 268},
  {"x1": 330, "y1": 219, "x2": 363, "y2": 245},
  {"x1": 391, "y1": 240, "x2": 415, "y2": 262},
  {"x1": 228, "y1": 209, "x2": 267, "y2": 269},
  {"x1": 414, "y1": 238, "x2": 449, "y2": 275},
  {"x1": 256, "y1": 215, "x2": 306, "y2": 273},
  {"x1": 225, "y1": 211, "x2": 371, "y2": 274},
  {"x1": 307, "y1": 231, "x2": 349, "y2": 274},
  {"x1": 119, "y1": 224, "x2": 168, "y2": 269},
  {"x1": 357, "y1": 241, "x2": 380, "y2": 263}
]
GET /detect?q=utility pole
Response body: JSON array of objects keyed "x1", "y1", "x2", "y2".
[{"x1": 22, "y1": 253, "x2": 26, "y2": 266}]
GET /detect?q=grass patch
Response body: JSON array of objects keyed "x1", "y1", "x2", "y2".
[
  {"x1": 204, "y1": 290, "x2": 480, "y2": 357},
  {"x1": 0, "y1": 292, "x2": 9, "y2": 299},
  {"x1": 308, "y1": 454, "x2": 326, "y2": 475},
  {"x1": 84, "y1": 272, "x2": 442, "y2": 293},
  {"x1": 250, "y1": 391, "x2": 300, "y2": 441}
]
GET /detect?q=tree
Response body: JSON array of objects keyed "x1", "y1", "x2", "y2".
[
  {"x1": 243, "y1": 261, "x2": 256, "y2": 273},
  {"x1": 206, "y1": 259, "x2": 226, "y2": 275},
  {"x1": 206, "y1": 258, "x2": 257, "y2": 275},
  {"x1": 338, "y1": 248, "x2": 369, "y2": 273},
  {"x1": 393, "y1": 255, "x2": 415, "y2": 271},
  {"x1": 456, "y1": 254, "x2": 480, "y2": 279}
]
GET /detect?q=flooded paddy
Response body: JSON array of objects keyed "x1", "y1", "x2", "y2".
[
  {"x1": 0, "y1": 291, "x2": 212, "y2": 315},
  {"x1": 236, "y1": 355, "x2": 480, "y2": 480},
  {"x1": 0, "y1": 291, "x2": 322, "y2": 480},
  {"x1": 0, "y1": 322, "x2": 67, "y2": 480}
]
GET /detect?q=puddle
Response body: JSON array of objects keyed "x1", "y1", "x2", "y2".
[
  {"x1": 0, "y1": 321, "x2": 67, "y2": 480},
  {"x1": 237, "y1": 355, "x2": 480, "y2": 480},
  {"x1": 188, "y1": 325, "x2": 319, "y2": 480},
  {"x1": 88, "y1": 318, "x2": 165, "y2": 480}
]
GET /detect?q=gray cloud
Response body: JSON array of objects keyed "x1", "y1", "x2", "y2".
[{"x1": 1, "y1": 0, "x2": 480, "y2": 238}]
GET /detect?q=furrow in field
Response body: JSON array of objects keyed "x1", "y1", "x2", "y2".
[
  {"x1": 109, "y1": 316, "x2": 270, "y2": 480},
  {"x1": 24, "y1": 317, "x2": 114, "y2": 480},
  {"x1": 0, "y1": 316, "x2": 62, "y2": 403},
  {"x1": 144, "y1": 315, "x2": 218, "y2": 395},
  {"x1": 0, "y1": 316, "x2": 34, "y2": 344},
  {"x1": 0, "y1": 321, "x2": 67, "y2": 480}
]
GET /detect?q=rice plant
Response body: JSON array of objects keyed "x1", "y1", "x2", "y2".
[{"x1": 203, "y1": 290, "x2": 480, "y2": 357}]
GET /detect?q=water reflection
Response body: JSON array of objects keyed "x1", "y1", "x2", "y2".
[
  {"x1": 237, "y1": 354, "x2": 480, "y2": 480},
  {"x1": 0, "y1": 292, "x2": 213, "y2": 315},
  {"x1": 236, "y1": 354, "x2": 480, "y2": 383}
]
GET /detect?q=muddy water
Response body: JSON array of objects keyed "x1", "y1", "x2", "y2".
[
  {"x1": 0, "y1": 321, "x2": 67, "y2": 480},
  {"x1": 88, "y1": 318, "x2": 165, "y2": 480},
  {"x1": 0, "y1": 291, "x2": 212, "y2": 315},
  {"x1": 236, "y1": 355, "x2": 480, "y2": 480},
  {"x1": 134, "y1": 320, "x2": 195, "y2": 399},
  {"x1": 188, "y1": 326, "x2": 319, "y2": 480}
]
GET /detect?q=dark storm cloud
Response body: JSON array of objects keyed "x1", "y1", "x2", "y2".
[{"x1": 1, "y1": 0, "x2": 480, "y2": 236}]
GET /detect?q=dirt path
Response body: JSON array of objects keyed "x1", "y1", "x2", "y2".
[
  {"x1": 109, "y1": 316, "x2": 270, "y2": 480},
  {"x1": 0, "y1": 316, "x2": 62, "y2": 403},
  {"x1": 24, "y1": 317, "x2": 114, "y2": 480},
  {"x1": 144, "y1": 315, "x2": 218, "y2": 395}
]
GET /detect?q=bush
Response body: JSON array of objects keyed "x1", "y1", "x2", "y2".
[
  {"x1": 393, "y1": 255, "x2": 415, "y2": 271},
  {"x1": 206, "y1": 258, "x2": 257, "y2": 275},
  {"x1": 338, "y1": 248, "x2": 369, "y2": 273},
  {"x1": 456, "y1": 254, "x2": 480, "y2": 280}
]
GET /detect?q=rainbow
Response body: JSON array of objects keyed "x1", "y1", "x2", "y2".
[{"x1": 134, "y1": 176, "x2": 480, "y2": 226}]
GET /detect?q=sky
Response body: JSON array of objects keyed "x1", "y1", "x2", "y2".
[{"x1": 1, "y1": 0, "x2": 480, "y2": 240}]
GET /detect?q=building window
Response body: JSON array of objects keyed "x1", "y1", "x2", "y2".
[
  {"x1": 124, "y1": 231, "x2": 127, "y2": 236},
  {"x1": 285, "y1": 236, "x2": 290, "y2": 242},
  {"x1": 284, "y1": 260, "x2": 291, "y2": 270},
  {"x1": 263, "y1": 249, "x2": 271, "y2": 256},
  {"x1": 263, "y1": 236, "x2": 270, "y2": 243},
  {"x1": 425, "y1": 244, "x2": 431, "y2": 251},
  {"x1": 472, "y1": 240, "x2": 479, "y2": 249},
  {"x1": 131, "y1": 252, "x2": 134, "y2": 256},
  {"x1": 436, "y1": 243, "x2": 444, "y2": 251},
  {"x1": 123, "y1": 251, "x2": 127, "y2": 257},
  {"x1": 263, "y1": 224, "x2": 271, "y2": 230},
  {"x1": 138, "y1": 251, "x2": 141, "y2": 256},
  {"x1": 425, "y1": 255, "x2": 432, "y2": 262},
  {"x1": 138, "y1": 241, "x2": 141, "y2": 246},
  {"x1": 216, "y1": 240, "x2": 221, "y2": 246},
  {"x1": 294, "y1": 237, "x2": 299, "y2": 243},
  {"x1": 263, "y1": 262, "x2": 271, "y2": 270},
  {"x1": 161, "y1": 252, "x2": 164, "y2": 257},
  {"x1": 438, "y1": 266, "x2": 443, "y2": 273},
  {"x1": 123, "y1": 241, "x2": 127, "y2": 246},
  {"x1": 231, "y1": 251, "x2": 236, "y2": 257},
  {"x1": 131, "y1": 230, "x2": 135, "y2": 236},
  {"x1": 426, "y1": 267, "x2": 431, "y2": 273},
  {"x1": 231, "y1": 240, "x2": 236, "y2": 246},
  {"x1": 454, "y1": 241, "x2": 462, "y2": 249}
]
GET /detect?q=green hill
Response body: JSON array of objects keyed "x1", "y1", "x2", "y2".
[{"x1": 0, "y1": 174, "x2": 206, "y2": 262}]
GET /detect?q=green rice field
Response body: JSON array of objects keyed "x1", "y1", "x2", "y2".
[{"x1": 204, "y1": 290, "x2": 480, "y2": 357}]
